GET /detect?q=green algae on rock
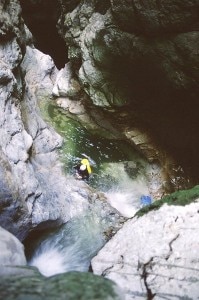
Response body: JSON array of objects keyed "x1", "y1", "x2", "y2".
[
  {"x1": 136, "y1": 185, "x2": 199, "y2": 217},
  {"x1": 0, "y1": 271, "x2": 123, "y2": 300}
]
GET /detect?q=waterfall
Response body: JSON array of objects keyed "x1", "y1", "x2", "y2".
[
  {"x1": 28, "y1": 212, "x2": 107, "y2": 277},
  {"x1": 100, "y1": 162, "x2": 149, "y2": 217},
  {"x1": 31, "y1": 100, "x2": 152, "y2": 277},
  {"x1": 46, "y1": 103, "x2": 150, "y2": 214}
]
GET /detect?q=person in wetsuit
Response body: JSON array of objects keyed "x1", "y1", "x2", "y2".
[{"x1": 75, "y1": 163, "x2": 90, "y2": 180}]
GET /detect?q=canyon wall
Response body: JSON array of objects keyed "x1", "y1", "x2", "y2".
[
  {"x1": 57, "y1": 0, "x2": 199, "y2": 180},
  {"x1": 0, "y1": 0, "x2": 123, "y2": 240}
]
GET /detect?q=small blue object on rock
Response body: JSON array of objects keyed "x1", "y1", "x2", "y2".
[{"x1": 140, "y1": 195, "x2": 152, "y2": 207}]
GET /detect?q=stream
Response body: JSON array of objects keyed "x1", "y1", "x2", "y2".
[
  {"x1": 26, "y1": 101, "x2": 151, "y2": 277},
  {"x1": 26, "y1": 212, "x2": 108, "y2": 276},
  {"x1": 47, "y1": 103, "x2": 150, "y2": 216}
]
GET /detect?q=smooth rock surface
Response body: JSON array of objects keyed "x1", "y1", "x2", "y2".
[
  {"x1": 92, "y1": 201, "x2": 199, "y2": 299},
  {"x1": 0, "y1": 226, "x2": 26, "y2": 268}
]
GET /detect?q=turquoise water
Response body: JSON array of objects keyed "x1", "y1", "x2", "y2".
[
  {"x1": 47, "y1": 103, "x2": 147, "y2": 192},
  {"x1": 26, "y1": 212, "x2": 108, "y2": 276},
  {"x1": 26, "y1": 100, "x2": 151, "y2": 277}
]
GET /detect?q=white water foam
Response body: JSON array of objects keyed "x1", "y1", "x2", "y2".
[
  {"x1": 102, "y1": 162, "x2": 150, "y2": 217},
  {"x1": 29, "y1": 248, "x2": 66, "y2": 277},
  {"x1": 28, "y1": 213, "x2": 106, "y2": 277}
]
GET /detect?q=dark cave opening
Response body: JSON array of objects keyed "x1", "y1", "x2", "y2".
[{"x1": 20, "y1": 0, "x2": 67, "y2": 69}]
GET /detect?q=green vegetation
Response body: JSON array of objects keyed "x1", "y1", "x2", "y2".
[
  {"x1": 0, "y1": 271, "x2": 121, "y2": 300},
  {"x1": 136, "y1": 185, "x2": 199, "y2": 217}
]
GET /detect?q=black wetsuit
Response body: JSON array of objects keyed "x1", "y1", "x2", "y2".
[{"x1": 74, "y1": 165, "x2": 89, "y2": 180}]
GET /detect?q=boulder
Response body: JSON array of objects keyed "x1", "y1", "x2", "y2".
[
  {"x1": 0, "y1": 271, "x2": 124, "y2": 300},
  {"x1": 92, "y1": 201, "x2": 199, "y2": 299},
  {"x1": 0, "y1": 226, "x2": 26, "y2": 271}
]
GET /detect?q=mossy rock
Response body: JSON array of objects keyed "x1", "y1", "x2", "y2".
[
  {"x1": 0, "y1": 270, "x2": 122, "y2": 300},
  {"x1": 136, "y1": 185, "x2": 199, "y2": 217}
]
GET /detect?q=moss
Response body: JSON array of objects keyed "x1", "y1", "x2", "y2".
[
  {"x1": 0, "y1": 271, "x2": 121, "y2": 300},
  {"x1": 136, "y1": 185, "x2": 199, "y2": 217}
]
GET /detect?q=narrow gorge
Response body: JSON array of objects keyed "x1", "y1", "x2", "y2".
[{"x1": 0, "y1": 0, "x2": 199, "y2": 299}]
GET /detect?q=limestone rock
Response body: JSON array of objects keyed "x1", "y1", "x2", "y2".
[
  {"x1": 56, "y1": 97, "x2": 86, "y2": 114},
  {"x1": 21, "y1": 46, "x2": 58, "y2": 97},
  {"x1": 52, "y1": 63, "x2": 71, "y2": 97},
  {"x1": 52, "y1": 62, "x2": 82, "y2": 99},
  {"x1": 111, "y1": 0, "x2": 198, "y2": 36},
  {"x1": 58, "y1": 0, "x2": 199, "y2": 179},
  {"x1": 0, "y1": 226, "x2": 26, "y2": 268},
  {"x1": 0, "y1": 1, "x2": 94, "y2": 240},
  {"x1": 0, "y1": 38, "x2": 22, "y2": 69},
  {"x1": 92, "y1": 201, "x2": 199, "y2": 299}
]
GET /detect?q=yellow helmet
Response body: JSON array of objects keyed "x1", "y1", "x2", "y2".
[{"x1": 81, "y1": 158, "x2": 92, "y2": 174}]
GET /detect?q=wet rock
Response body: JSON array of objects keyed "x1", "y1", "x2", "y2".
[
  {"x1": 58, "y1": 0, "x2": 199, "y2": 181},
  {"x1": 0, "y1": 1, "x2": 100, "y2": 240},
  {"x1": 0, "y1": 271, "x2": 124, "y2": 300},
  {"x1": 56, "y1": 97, "x2": 86, "y2": 114}
]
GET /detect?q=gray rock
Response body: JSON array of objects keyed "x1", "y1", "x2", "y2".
[
  {"x1": 56, "y1": 97, "x2": 86, "y2": 114},
  {"x1": 111, "y1": 0, "x2": 198, "y2": 36},
  {"x1": 0, "y1": 38, "x2": 22, "y2": 70},
  {"x1": 0, "y1": 226, "x2": 26, "y2": 269},
  {"x1": 92, "y1": 201, "x2": 199, "y2": 299},
  {"x1": 0, "y1": 3, "x2": 92, "y2": 239},
  {"x1": 21, "y1": 46, "x2": 58, "y2": 97},
  {"x1": 58, "y1": 0, "x2": 199, "y2": 182}
]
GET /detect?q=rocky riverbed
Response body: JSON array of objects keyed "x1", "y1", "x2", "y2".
[{"x1": 0, "y1": 1, "x2": 199, "y2": 299}]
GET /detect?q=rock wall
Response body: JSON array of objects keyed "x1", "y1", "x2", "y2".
[
  {"x1": 0, "y1": 2, "x2": 199, "y2": 298},
  {"x1": 0, "y1": 0, "x2": 123, "y2": 241},
  {"x1": 1, "y1": 0, "x2": 198, "y2": 240},
  {"x1": 57, "y1": 0, "x2": 199, "y2": 180}
]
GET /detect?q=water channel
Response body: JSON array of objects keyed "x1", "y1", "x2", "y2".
[
  {"x1": 26, "y1": 101, "x2": 151, "y2": 277},
  {"x1": 46, "y1": 103, "x2": 150, "y2": 216}
]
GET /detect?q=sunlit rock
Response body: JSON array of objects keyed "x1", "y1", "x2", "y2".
[
  {"x1": 52, "y1": 64, "x2": 71, "y2": 97},
  {"x1": 92, "y1": 201, "x2": 199, "y2": 299},
  {"x1": 21, "y1": 46, "x2": 58, "y2": 97},
  {"x1": 0, "y1": 1, "x2": 102, "y2": 240},
  {"x1": 56, "y1": 96, "x2": 86, "y2": 114},
  {"x1": 52, "y1": 62, "x2": 82, "y2": 99}
]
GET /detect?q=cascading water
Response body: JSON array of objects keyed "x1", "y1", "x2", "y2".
[
  {"x1": 27, "y1": 100, "x2": 151, "y2": 276},
  {"x1": 26, "y1": 211, "x2": 109, "y2": 277},
  {"x1": 47, "y1": 103, "x2": 150, "y2": 217}
]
